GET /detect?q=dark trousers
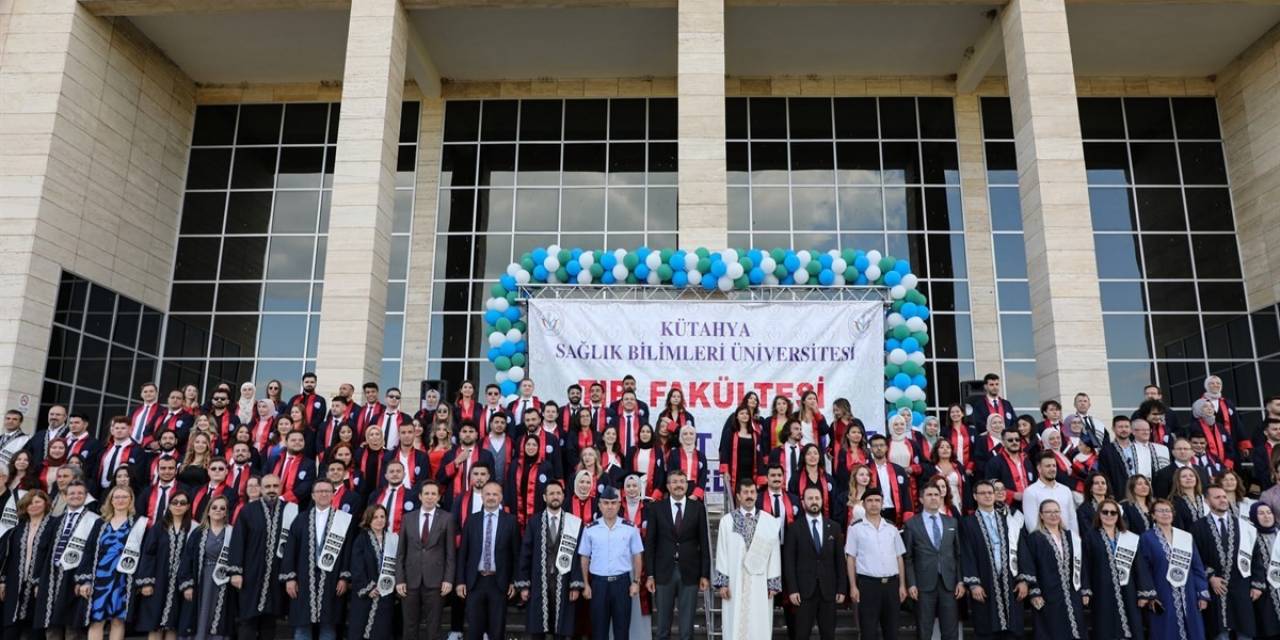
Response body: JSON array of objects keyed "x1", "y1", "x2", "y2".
[
  {"x1": 237, "y1": 615, "x2": 277, "y2": 640},
  {"x1": 464, "y1": 575, "x2": 507, "y2": 640},
  {"x1": 588, "y1": 574, "x2": 630, "y2": 640},
  {"x1": 857, "y1": 575, "x2": 900, "y2": 640},
  {"x1": 653, "y1": 565, "x2": 698, "y2": 640},
  {"x1": 794, "y1": 594, "x2": 837, "y2": 640},
  {"x1": 914, "y1": 578, "x2": 959, "y2": 640},
  {"x1": 448, "y1": 593, "x2": 465, "y2": 632},
  {"x1": 402, "y1": 586, "x2": 443, "y2": 640},
  {"x1": 4, "y1": 619, "x2": 34, "y2": 640}
]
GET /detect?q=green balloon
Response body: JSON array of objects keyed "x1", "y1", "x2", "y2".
[
  {"x1": 511, "y1": 353, "x2": 526, "y2": 367},
  {"x1": 554, "y1": 267, "x2": 568, "y2": 282},
  {"x1": 657, "y1": 264, "x2": 674, "y2": 281},
  {"x1": 623, "y1": 253, "x2": 639, "y2": 269},
  {"x1": 660, "y1": 248, "x2": 674, "y2": 262},
  {"x1": 842, "y1": 249, "x2": 856, "y2": 262},
  {"x1": 695, "y1": 247, "x2": 710, "y2": 258},
  {"x1": 844, "y1": 267, "x2": 858, "y2": 281},
  {"x1": 884, "y1": 364, "x2": 901, "y2": 378},
  {"x1": 912, "y1": 331, "x2": 929, "y2": 347},
  {"x1": 626, "y1": 274, "x2": 639, "y2": 284},
  {"x1": 895, "y1": 397, "x2": 913, "y2": 410},
  {"x1": 902, "y1": 361, "x2": 922, "y2": 376},
  {"x1": 491, "y1": 283, "x2": 507, "y2": 297},
  {"x1": 514, "y1": 320, "x2": 526, "y2": 332},
  {"x1": 521, "y1": 257, "x2": 535, "y2": 271},
  {"x1": 912, "y1": 400, "x2": 927, "y2": 413},
  {"x1": 557, "y1": 250, "x2": 571, "y2": 263},
  {"x1": 589, "y1": 264, "x2": 604, "y2": 277},
  {"x1": 803, "y1": 261, "x2": 818, "y2": 276},
  {"x1": 740, "y1": 257, "x2": 754, "y2": 271},
  {"x1": 494, "y1": 356, "x2": 512, "y2": 371},
  {"x1": 774, "y1": 265, "x2": 789, "y2": 279},
  {"x1": 697, "y1": 257, "x2": 711, "y2": 273},
  {"x1": 495, "y1": 317, "x2": 512, "y2": 333},
  {"x1": 506, "y1": 292, "x2": 517, "y2": 303},
  {"x1": 770, "y1": 248, "x2": 786, "y2": 262},
  {"x1": 908, "y1": 290, "x2": 927, "y2": 305},
  {"x1": 593, "y1": 250, "x2": 604, "y2": 262},
  {"x1": 879, "y1": 257, "x2": 895, "y2": 273},
  {"x1": 892, "y1": 300, "x2": 905, "y2": 313},
  {"x1": 892, "y1": 325, "x2": 910, "y2": 340},
  {"x1": 734, "y1": 275, "x2": 749, "y2": 289}
]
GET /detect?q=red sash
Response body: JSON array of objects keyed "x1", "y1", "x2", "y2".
[
  {"x1": 831, "y1": 418, "x2": 851, "y2": 451},
  {"x1": 570, "y1": 495, "x2": 595, "y2": 524},
  {"x1": 479, "y1": 406, "x2": 505, "y2": 439},
  {"x1": 98, "y1": 441, "x2": 137, "y2": 477},
  {"x1": 159, "y1": 411, "x2": 184, "y2": 434},
  {"x1": 149, "y1": 453, "x2": 177, "y2": 481},
  {"x1": 868, "y1": 461, "x2": 911, "y2": 523},
  {"x1": 192, "y1": 481, "x2": 227, "y2": 516},
  {"x1": 210, "y1": 410, "x2": 235, "y2": 443},
  {"x1": 445, "y1": 446, "x2": 480, "y2": 498},
  {"x1": 576, "y1": 427, "x2": 595, "y2": 452},
  {"x1": 39, "y1": 463, "x2": 62, "y2": 492},
  {"x1": 632, "y1": 448, "x2": 660, "y2": 498},
  {"x1": 458, "y1": 400, "x2": 476, "y2": 425},
  {"x1": 1199, "y1": 419, "x2": 1232, "y2": 469},
  {"x1": 251, "y1": 418, "x2": 274, "y2": 453},
  {"x1": 721, "y1": 427, "x2": 761, "y2": 485},
  {"x1": 376, "y1": 484, "x2": 408, "y2": 533},
  {"x1": 947, "y1": 425, "x2": 970, "y2": 471},
  {"x1": 513, "y1": 458, "x2": 541, "y2": 529},
  {"x1": 396, "y1": 449, "x2": 421, "y2": 485},
  {"x1": 148, "y1": 483, "x2": 176, "y2": 520},
  {"x1": 1000, "y1": 449, "x2": 1030, "y2": 496},
  {"x1": 333, "y1": 482, "x2": 351, "y2": 511},
  {"x1": 762, "y1": 490, "x2": 795, "y2": 524},
  {"x1": 275, "y1": 454, "x2": 303, "y2": 503},
  {"x1": 65, "y1": 434, "x2": 90, "y2": 458},
  {"x1": 130, "y1": 404, "x2": 157, "y2": 444},
  {"x1": 593, "y1": 407, "x2": 608, "y2": 434},
  {"x1": 674, "y1": 448, "x2": 704, "y2": 499},
  {"x1": 295, "y1": 394, "x2": 320, "y2": 424},
  {"x1": 768, "y1": 416, "x2": 787, "y2": 450}
]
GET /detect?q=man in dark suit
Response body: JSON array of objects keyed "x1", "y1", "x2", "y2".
[
  {"x1": 607, "y1": 375, "x2": 651, "y2": 424},
  {"x1": 965, "y1": 373, "x2": 1016, "y2": 431},
  {"x1": 397, "y1": 480, "x2": 457, "y2": 640},
  {"x1": 903, "y1": 484, "x2": 964, "y2": 640},
  {"x1": 456, "y1": 479, "x2": 519, "y2": 640},
  {"x1": 1153, "y1": 437, "x2": 1211, "y2": 499},
  {"x1": 783, "y1": 486, "x2": 848, "y2": 640},
  {"x1": 643, "y1": 469, "x2": 711, "y2": 640}
]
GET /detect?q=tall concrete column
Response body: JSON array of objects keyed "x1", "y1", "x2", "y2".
[
  {"x1": 1001, "y1": 0, "x2": 1112, "y2": 416},
  {"x1": 677, "y1": 0, "x2": 727, "y2": 250},
  {"x1": 954, "y1": 95, "x2": 1003, "y2": 376},
  {"x1": 314, "y1": 0, "x2": 409, "y2": 388}
]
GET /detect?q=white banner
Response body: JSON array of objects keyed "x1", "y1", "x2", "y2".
[{"x1": 528, "y1": 298, "x2": 884, "y2": 490}]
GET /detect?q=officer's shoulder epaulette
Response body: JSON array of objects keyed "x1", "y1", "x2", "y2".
[
  {"x1": 585, "y1": 520, "x2": 601, "y2": 528},
  {"x1": 618, "y1": 519, "x2": 635, "y2": 526}
]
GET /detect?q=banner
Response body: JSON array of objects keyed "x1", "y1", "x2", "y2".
[{"x1": 528, "y1": 298, "x2": 884, "y2": 490}]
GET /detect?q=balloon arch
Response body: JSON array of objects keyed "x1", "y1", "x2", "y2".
[{"x1": 482, "y1": 246, "x2": 932, "y2": 427}]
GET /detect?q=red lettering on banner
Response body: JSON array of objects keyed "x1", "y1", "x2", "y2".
[
  {"x1": 775, "y1": 382, "x2": 794, "y2": 400},
  {"x1": 649, "y1": 380, "x2": 667, "y2": 408},
  {"x1": 688, "y1": 381, "x2": 710, "y2": 408}
]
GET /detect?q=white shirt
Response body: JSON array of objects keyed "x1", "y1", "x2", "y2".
[
  {"x1": 470, "y1": 491, "x2": 483, "y2": 514},
  {"x1": 806, "y1": 515, "x2": 824, "y2": 544},
  {"x1": 418, "y1": 508, "x2": 436, "y2": 535},
  {"x1": 845, "y1": 517, "x2": 904, "y2": 578},
  {"x1": 670, "y1": 498, "x2": 686, "y2": 523},
  {"x1": 313, "y1": 507, "x2": 331, "y2": 557},
  {"x1": 875, "y1": 463, "x2": 895, "y2": 509},
  {"x1": 1022, "y1": 480, "x2": 1078, "y2": 532}
]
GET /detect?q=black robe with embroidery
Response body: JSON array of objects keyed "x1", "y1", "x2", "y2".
[
  {"x1": 0, "y1": 516, "x2": 54, "y2": 627},
  {"x1": 1082, "y1": 528, "x2": 1151, "y2": 639},
  {"x1": 32, "y1": 513, "x2": 102, "y2": 630},
  {"x1": 345, "y1": 529, "x2": 393, "y2": 640},
  {"x1": 1026, "y1": 530, "x2": 1090, "y2": 640},
  {"x1": 227, "y1": 498, "x2": 289, "y2": 619},
  {"x1": 1250, "y1": 532, "x2": 1280, "y2": 638},
  {"x1": 134, "y1": 522, "x2": 191, "y2": 632},
  {"x1": 958, "y1": 512, "x2": 1031, "y2": 637},
  {"x1": 1192, "y1": 514, "x2": 1257, "y2": 638},
  {"x1": 516, "y1": 510, "x2": 585, "y2": 636},
  {"x1": 279, "y1": 507, "x2": 353, "y2": 626},
  {"x1": 175, "y1": 526, "x2": 235, "y2": 637}
]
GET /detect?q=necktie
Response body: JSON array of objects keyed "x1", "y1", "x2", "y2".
[
  {"x1": 1220, "y1": 517, "x2": 1229, "y2": 543},
  {"x1": 773, "y1": 494, "x2": 781, "y2": 519},
  {"x1": 55, "y1": 511, "x2": 82, "y2": 558},
  {"x1": 103, "y1": 445, "x2": 121, "y2": 486},
  {"x1": 811, "y1": 518, "x2": 822, "y2": 553},
  {"x1": 157, "y1": 485, "x2": 169, "y2": 519},
  {"x1": 383, "y1": 413, "x2": 393, "y2": 436},
  {"x1": 133, "y1": 408, "x2": 148, "y2": 442},
  {"x1": 930, "y1": 515, "x2": 942, "y2": 549},
  {"x1": 790, "y1": 446, "x2": 798, "y2": 472},
  {"x1": 674, "y1": 502, "x2": 684, "y2": 532},
  {"x1": 366, "y1": 406, "x2": 374, "y2": 424},
  {"x1": 550, "y1": 515, "x2": 559, "y2": 544},
  {"x1": 422, "y1": 511, "x2": 432, "y2": 546},
  {"x1": 482, "y1": 513, "x2": 495, "y2": 572}
]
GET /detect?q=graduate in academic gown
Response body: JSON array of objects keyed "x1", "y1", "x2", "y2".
[
  {"x1": 664, "y1": 425, "x2": 709, "y2": 501},
  {"x1": 959, "y1": 480, "x2": 1032, "y2": 640},
  {"x1": 0, "y1": 490, "x2": 55, "y2": 640},
  {"x1": 175, "y1": 495, "x2": 236, "y2": 639},
  {"x1": 506, "y1": 434, "x2": 555, "y2": 534},
  {"x1": 1082, "y1": 499, "x2": 1152, "y2": 640},
  {"x1": 516, "y1": 483, "x2": 584, "y2": 639},
  {"x1": 1139, "y1": 499, "x2": 1210, "y2": 640},
  {"x1": 1192, "y1": 484, "x2": 1258, "y2": 640},
  {"x1": 226, "y1": 476, "x2": 291, "y2": 636},
  {"x1": 1025, "y1": 500, "x2": 1089, "y2": 640},
  {"x1": 134, "y1": 495, "x2": 193, "y2": 636},
  {"x1": 31, "y1": 484, "x2": 101, "y2": 635},
  {"x1": 280, "y1": 480, "x2": 353, "y2": 633},
  {"x1": 1248, "y1": 502, "x2": 1280, "y2": 639},
  {"x1": 346, "y1": 506, "x2": 394, "y2": 640}
]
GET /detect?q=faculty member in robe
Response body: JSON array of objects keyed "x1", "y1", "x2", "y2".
[
  {"x1": 282, "y1": 480, "x2": 353, "y2": 640},
  {"x1": 714, "y1": 478, "x2": 781, "y2": 640},
  {"x1": 960, "y1": 480, "x2": 1030, "y2": 640},
  {"x1": 1193, "y1": 484, "x2": 1256, "y2": 640},
  {"x1": 1024, "y1": 500, "x2": 1088, "y2": 640},
  {"x1": 346, "y1": 505, "x2": 394, "y2": 640},
  {"x1": 135, "y1": 491, "x2": 192, "y2": 640},
  {"x1": 0, "y1": 490, "x2": 54, "y2": 640},
  {"x1": 1138, "y1": 499, "x2": 1210, "y2": 640},
  {"x1": 176, "y1": 495, "x2": 235, "y2": 640},
  {"x1": 227, "y1": 474, "x2": 290, "y2": 640},
  {"x1": 32, "y1": 480, "x2": 100, "y2": 639},
  {"x1": 517, "y1": 482, "x2": 583, "y2": 639},
  {"x1": 1082, "y1": 498, "x2": 1151, "y2": 640}
]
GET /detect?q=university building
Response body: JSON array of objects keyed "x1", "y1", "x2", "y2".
[{"x1": 4, "y1": 0, "x2": 1280, "y2": 433}]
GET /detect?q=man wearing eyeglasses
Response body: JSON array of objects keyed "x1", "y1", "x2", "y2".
[
  {"x1": 958, "y1": 480, "x2": 1029, "y2": 640},
  {"x1": 378, "y1": 387, "x2": 412, "y2": 449},
  {"x1": 282, "y1": 480, "x2": 351, "y2": 640},
  {"x1": 354, "y1": 382, "x2": 386, "y2": 441},
  {"x1": 984, "y1": 428, "x2": 1034, "y2": 513},
  {"x1": 477, "y1": 385, "x2": 506, "y2": 442}
]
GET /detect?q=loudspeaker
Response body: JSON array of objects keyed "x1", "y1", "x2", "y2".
[
  {"x1": 420, "y1": 379, "x2": 450, "y2": 410},
  {"x1": 960, "y1": 379, "x2": 985, "y2": 400}
]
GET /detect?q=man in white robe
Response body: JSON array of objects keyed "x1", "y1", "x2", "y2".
[{"x1": 713, "y1": 478, "x2": 781, "y2": 640}]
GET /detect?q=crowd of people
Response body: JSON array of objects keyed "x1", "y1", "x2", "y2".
[{"x1": 0, "y1": 371, "x2": 1279, "y2": 640}]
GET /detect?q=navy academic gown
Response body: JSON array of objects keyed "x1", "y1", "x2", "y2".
[
  {"x1": 1138, "y1": 528, "x2": 1209, "y2": 640},
  {"x1": 1192, "y1": 514, "x2": 1257, "y2": 639},
  {"x1": 32, "y1": 512, "x2": 102, "y2": 630},
  {"x1": 516, "y1": 510, "x2": 584, "y2": 637},
  {"x1": 280, "y1": 507, "x2": 353, "y2": 627},
  {"x1": 226, "y1": 498, "x2": 289, "y2": 620},
  {"x1": 0, "y1": 516, "x2": 55, "y2": 627},
  {"x1": 345, "y1": 529, "x2": 394, "y2": 640},
  {"x1": 1082, "y1": 528, "x2": 1151, "y2": 639},
  {"x1": 175, "y1": 525, "x2": 235, "y2": 637},
  {"x1": 1026, "y1": 529, "x2": 1089, "y2": 640},
  {"x1": 134, "y1": 523, "x2": 192, "y2": 632},
  {"x1": 958, "y1": 511, "x2": 1031, "y2": 638}
]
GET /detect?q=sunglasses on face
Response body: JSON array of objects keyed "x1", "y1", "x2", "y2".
[
  {"x1": 388, "y1": 395, "x2": 400, "y2": 399},
  {"x1": 1100, "y1": 509, "x2": 1120, "y2": 516},
  {"x1": 170, "y1": 501, "x2": 189, "y2": 506}
]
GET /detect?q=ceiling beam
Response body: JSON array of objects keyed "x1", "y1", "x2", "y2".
[
  {"x1": 955, "y1": 10, "x2": 1002, "y2": 93},
  {"x1": 404, "y1": 16, "x2": 442, "y2": 97}
]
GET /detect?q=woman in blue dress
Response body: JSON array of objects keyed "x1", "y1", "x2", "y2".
[
  {"x1": 77, "y1": 486, "x2": 142, "y2": 640},
  {"x1": 1138, "y1": 497, "x2": 1210, "y2": 640}
]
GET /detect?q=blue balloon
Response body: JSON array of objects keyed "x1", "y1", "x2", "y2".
[
  {"x1": 636, "y1": 247, "x2": 650, "y2": 259},
  {"x1": 515, "y1": 340, "x2": 527, "y2": 353},
  {"x1": 784, "y1": 254, "x2": 801, "y2": 272},
  {"x1": 499, "y1": 274, "x2": 517, "y2": 291},
  {"x1": 854, "y1": 256, "x2": 870, "y2": 271},
  {"x1": 918, "y1": 306, "x2": 931, "y2": 320},
  {"x1": 782, "y1": 274, "x2": 795, "y2": 285},
  {"x1": 911, "y1": 411, "x2": 924, "y2": 427},
  {"x1": 533, "y1": 265, "x2": 549, "y2": 281},
  {"x1": 499, "y1": 380, "x2": 517, "y2": 396},
  {"x1": 566, "y1": 261, "x2": 581, "y2": 276},
  {"x1": 748, "y1": 249, "x2": 763, "y2": 264},
  {"x1": 484, "y1": 309, "x2": 501, "y2": 325},
  {"x1": 711, "y1": 261, "x2": 727, "y2": 277},
  {"x1": 893, "y1": 373, "x2": 912, "y2": 390},
  {"x1": 912, "y1": 374, "x2": 928, "y2": 389},
  {"x1": 571, "y1": 248, "x2": 583, "y2": 259},
  {"x1": 901, "y1": 337, "x2": 920, "y2": 353},
  {"x1": 602, "y1": 272, "x2": 616, "y2": 284},
  {"x1": 886, "y1": 339, "x2": 901, "y2": 351},
  {"x1": 818, "y1": 269, "x2": 835, "y2": 286},
  {"x1": 884, "y1": 271, "x2": 902, "y2": 286},
  {"x1": 819, "y1": 254, "x2": 833, "y2": 269},
  {"x1": 504, "y1": 307, "x2": 521, "y2": 322},
  {"x1": 701, "y1": 274, "x2": 717, "y2": 290},
  {"x1": 669, "y1": 252, "x2": 685, "y2": 270},
  {"x1": 672, "y1": 271, "x2": 689, "y2": 288},
  {"x1": 500, "y1": 341, "x2": 517, "y2": 357},
  {"x1": 602, "y1": 253, "x2": 618, "y2": 269},
  {"x1": 635, "y1": 264, "x2": 650, "y2": 279},
  {"x1": 531, "y1": 248, "x2": 548, "y2": 263},
  {"x1": 855, "y1": 274, "x2": 868, "y2": 285},
  {"x1": 748, "y1": 267, "x2": 765, "y2": 285},
  {"x1": 895, "y1": 260, "x2": 911, "y2": 275},
  {"x1": 487, "y1": 347, "x2": 501, "y2": 362},
  {"x1": 901, "y1": 302, "x2": 918, "y2": 318}
]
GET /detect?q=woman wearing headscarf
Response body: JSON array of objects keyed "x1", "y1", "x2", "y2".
[
  {"x1": 1249, "y1": 502, "x2": 1280, "y2": 638},
  {"x1": 1202, "y1": 375, "x2": 1245, "y2": 459},
  {"x1": 235, "y1": 383, "x2": 256, "y2": 425},
  {"x1": 911, "y1": 416, "x2": 943, "y2": 462},
  {"x1": 506, "y1": 434, "x2": 553, "y2": 534},
  {"x1": 885, "y1": 414, "x2": 922, "y2": 480},
  {"x1": 1191, "y1": 396, "x2": 1236, "y2": 471}
]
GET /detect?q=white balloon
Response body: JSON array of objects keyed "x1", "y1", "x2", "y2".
[
  {"x1": 495, "y1": 371, "x2": 507, "y2": 383},
  {"x1": 905, "y1": 385, "x2": 926, "y2": 402},
  {"x1": 884, "y1": 387, "x2": 904, "y2": 403},
  {"x1": 547, "y1": 244, "x2": 561, "y2": 256},
  {"x1": 579, "y1": 252, "x2": 594, "y2": 267},
  {"x1": 867, "y1": 250, "x2": 882, "y2": 264},
  {"x1": 717, "y1": 276, "x2": 733, "y2": 292},
  {"x1": 646, "y1": 272, "x2": 661, "y2": 285},
  {"x1": 506, "y1": 329, "x2": 523, "y2": 343},
  {"x1": 545, "y1": 271, "x2": 559, "y2": 284},
  {"x1": 832, "y1": 258, "x2": 847, "y2": 273},
  {"x1": 905, "y1": 317, "x2": 926, "y2": 333},
  {"x1": 509, "y1": 366, "x2": 525, "y2": 381},
  {"x1": 726, "y1": 263, "x2": 745, "y2": 279},
  {"x1": 793, "y1": 269, "x2": 810, "y2": 285},
  {"x1": 515, "y1": 269, "x2": 531, "y2": 285},
  {"x1": 760, "y1": 256, "x2": 776, "y2": 273},
  {"x1": 684, "y1": 253, "x2": 699, "y2": 271},
  {"x1": 543, "y1": 256, "x2": 560, "y2": 271},
  {"x1": 891, "y1": 285, "x2": 907, "y2": 299},
  {"x1": 888, "y1": 348, "x2": 909, "y2": 365},
  {"x1": 887, "y1": 312, "x2": 905, "y2": 328},
  {"x1": 502, "y1": 393, "x2": 518, "y2": 405},
  {"x1": 764, "y1": 274, "x2": 780, "y2": 286},
  {"x1": 614, "y1": 248, "x2": 628, "y2": 259},
  {"x1": 645, "y1": 252, "x2": 662, "y2": 269},
  {"x1": 506, "y1": 263, "x2": 521, "y2": 276},
  {"x1": 577, "y1": 270, "x2": 594, "y2": 284},
  {"x1": 484, "y1": 298, "x2": 496, "y2": 311},
  {"x1": 721, "y1": 249, "x2": 739, "y2": 265},
  {"x1": 901, "y1": 273, "x2": 919, "y2": 290},
  {"x1": 493, "y1": 297, "x2": 509, "y2": 312},
  {"x1": 612, "y1": 265, "x2": 628, "y2": 281},
  {"x1": 488, "y1": 332, "x2": 505, "y2": 347},
  {"x1": 797, "y1": 250, "x2": 811, "y2": 264},
  {"x1": 908, "y1": 351, "x2": 926, "y2": 366},
  {"x1": 865, "y1": 265, "x2": 881, "y2": 281},
  {"x1": 828, "y1": 249, "x2": 841, "y2": 258},
  {"x1": 833, "y1": 274, "x2": 846, "y2": 286},
  {"x1": 688, "y1": 269, "x2": 702, "y2": 283}
]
